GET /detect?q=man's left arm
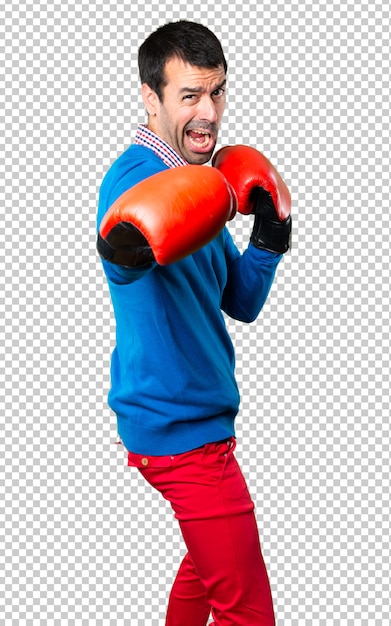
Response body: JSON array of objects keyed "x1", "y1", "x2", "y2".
[
  {"x1": 215, "y1": 144, "x2": 291, "y2": 322},
  {"x1": 221, "y1": 233, "x2": 282, "y2": 322}
]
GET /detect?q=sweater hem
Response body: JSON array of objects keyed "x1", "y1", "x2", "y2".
[{"x1": 117, "y1": 414, "x2": 237, "y2": 456}]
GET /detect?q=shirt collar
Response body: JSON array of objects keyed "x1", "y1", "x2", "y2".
[{"x1": 133, "y1": 124, "x2": 188, "y2": 169}]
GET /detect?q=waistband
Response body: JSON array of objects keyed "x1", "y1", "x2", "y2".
[{"x1": 127, "y1": 437, "x2": 236, "y2": 469}]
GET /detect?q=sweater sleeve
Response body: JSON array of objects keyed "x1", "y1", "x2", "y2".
[
  {"x1": 221, "y1": 228, "x2": 282, "y2": 323},
  {"x1": 96, "y1": 148, "x2": 166, "y2": 285}
]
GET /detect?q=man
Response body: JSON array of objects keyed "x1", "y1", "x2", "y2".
[{"x1": 97, "y1": 20, "x2": 291, "y2": 626}]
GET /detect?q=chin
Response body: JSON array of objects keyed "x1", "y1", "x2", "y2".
[{"x1": 188, "y1": 151, "x2": 214, "y2": 165}]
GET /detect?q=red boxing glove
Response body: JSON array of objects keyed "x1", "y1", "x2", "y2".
[
  {"x1": 97, "y1": 165, "x2": 236, "y2": 266},
  {"x1": 212, "y1": 145, "x2": 291, "y2": 253}
]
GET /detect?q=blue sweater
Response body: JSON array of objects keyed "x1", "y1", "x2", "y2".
[{"x1": 97, "y1": 143, "x2": 282, "y2": 455}]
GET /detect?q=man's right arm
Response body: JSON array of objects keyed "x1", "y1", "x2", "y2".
[{"x1": 97, "y1": 165, "x2": 236, "y2": 270}]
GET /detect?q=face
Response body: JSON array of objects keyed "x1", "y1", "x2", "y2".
[{"x1": 142, "y1": 56, "x2": 227, "y2": 164}]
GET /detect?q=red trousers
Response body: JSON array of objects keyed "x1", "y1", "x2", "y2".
[{"x1": 128, "y1": 439, "x2": 275, "y2": 626}]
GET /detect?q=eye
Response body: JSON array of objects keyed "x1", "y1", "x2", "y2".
[{"x1": 212, "y1": 87, "x2": 226, "y2": 98}]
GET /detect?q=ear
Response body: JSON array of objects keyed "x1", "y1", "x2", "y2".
[{"x1": 141, "y1": 83, "x2": 159, "y2": 116}]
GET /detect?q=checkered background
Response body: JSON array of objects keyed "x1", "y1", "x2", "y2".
[{"x1": 1, "y1": 0, "x2": 389, "y2": 624}]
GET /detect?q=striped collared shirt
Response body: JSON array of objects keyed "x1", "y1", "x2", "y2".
[{"x1": 134, "y1": 124, "x2": 188, "y2": 169}]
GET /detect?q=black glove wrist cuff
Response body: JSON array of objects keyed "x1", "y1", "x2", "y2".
[
  {"x1": 97, "y1": 230, "x2": 155, "y2": 267},
  {"x1": 250, "y1": 214, "x2": 292, "y2": 254}
]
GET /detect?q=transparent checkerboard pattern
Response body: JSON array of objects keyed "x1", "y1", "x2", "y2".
[{"x1": 1, "y1": 0, "x2": 389, "y2": 624}]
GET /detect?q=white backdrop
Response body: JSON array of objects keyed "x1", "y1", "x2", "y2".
[{"x1": 1, "y1": 1, "x2": 390, "y2": 624}]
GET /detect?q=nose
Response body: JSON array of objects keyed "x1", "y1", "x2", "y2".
[{"x1": 197, "y1": 95, "x2": 219, "y2": 123}]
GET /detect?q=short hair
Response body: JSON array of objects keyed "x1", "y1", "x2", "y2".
[{"x1": 138, "y1": 20, "x2": 227, "y2": 101}]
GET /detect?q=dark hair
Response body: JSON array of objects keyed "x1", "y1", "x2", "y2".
[{"x1": 138, "y1": 20, "x2": 227, "y2": 101}]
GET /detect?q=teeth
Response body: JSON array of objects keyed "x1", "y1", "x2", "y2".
[
  {"x1": 191, "y1": 137, "x2": 208, "y2": 147},
  {"x1": 187, "y1": 130, "x2": 211, "y2": 148}
]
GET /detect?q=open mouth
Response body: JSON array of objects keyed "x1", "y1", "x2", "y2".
[{"x1": 186, "y1": 129, "x2": 214, "y2": 152}]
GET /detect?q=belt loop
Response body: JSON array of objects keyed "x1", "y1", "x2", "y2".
[{"x1": 228, "y1": 437, "x2": 236, "y2": 454}]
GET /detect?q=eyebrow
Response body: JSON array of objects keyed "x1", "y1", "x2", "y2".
[{"x1": 179, "y1": 79, "x2": 227, "y2": 94}]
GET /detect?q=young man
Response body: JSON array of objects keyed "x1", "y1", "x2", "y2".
[{"x1": 97, "y1": 20, "x2": 291, "y2": 626}]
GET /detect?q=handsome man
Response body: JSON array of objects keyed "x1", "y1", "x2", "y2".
[{"x1": 97, "y1": 20, "x2": 291, "y2": 626}]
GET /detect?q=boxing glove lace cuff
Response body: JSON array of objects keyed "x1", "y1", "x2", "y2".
[
  {"x1": 97, "y1": 231, "x2": 155, "y2": 268},
  {"x1": 250, "y1": 214, "x2": 292, "y2": 254}
]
